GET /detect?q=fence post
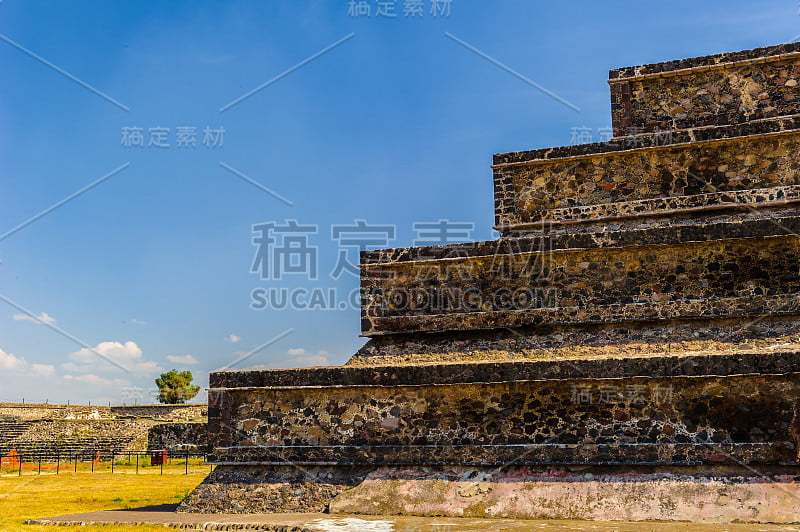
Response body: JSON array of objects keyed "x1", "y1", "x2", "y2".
[
  {"x1": 91, "y1": 453, "x2": 94, "y2": 473},
  {"x1": 56, "y1": 454, "x2": 59, "y2": 475},
  {"x1": 18, "y1": 454, "x2": 22, "y2": 476},
  {"x1": 135, "y1": 453, "x2": 139, "y2": 474},
  {"x1": 185, "y1": 451, "x2": 188, "y2": 475},
  {"x1": 111, "y1": 451, "x2": 114, "y2": 473},
  {"x1": 73, "y1": 454, "x2": 77, "y2": 473},
  {"x1": 160, "y1": 458, "x2": 163, "y2": 475}
]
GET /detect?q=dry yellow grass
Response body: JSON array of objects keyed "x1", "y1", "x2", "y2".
[{"x1": 0, "y1": 472, "x2": 205, "y2": 531}]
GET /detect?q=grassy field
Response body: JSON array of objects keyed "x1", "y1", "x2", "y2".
[{"x1": 0, "y1": 471, "x2": 206, "y2": 531}]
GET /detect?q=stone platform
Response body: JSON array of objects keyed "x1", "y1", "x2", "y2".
[
  {"x1": 30, "y1": 505, "x2": 800, "y2": 531},
  {"x1": 183, "y1": 352, "x2": 800, "y2": 522},
  {"x1": 183, "y1": 43, "x2": 800, "y2": 523}
]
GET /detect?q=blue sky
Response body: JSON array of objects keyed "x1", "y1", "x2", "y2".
[{"x1": 0, "y1": 0, "x2": 796, "y2": 404}]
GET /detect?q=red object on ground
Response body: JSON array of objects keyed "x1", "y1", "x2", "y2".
[
  {"x1": 1, "y1": 448, "x2": 20, "y2": 468},
  {"x1": 150, "y1": 450, "x2": 168, "y2": 466}
]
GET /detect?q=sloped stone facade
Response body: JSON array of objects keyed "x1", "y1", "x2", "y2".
[{"x1": 183, "y1": 43, "x2": 800, "y2": 523}]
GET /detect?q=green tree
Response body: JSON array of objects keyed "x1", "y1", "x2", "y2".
[{"x1": 155, "y1": 369, "x2": 200, "y2": 404}]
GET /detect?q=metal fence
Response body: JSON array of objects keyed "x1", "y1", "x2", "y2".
[{"x1": 0, "y1": 450, "x2": 213, "y2": 476}]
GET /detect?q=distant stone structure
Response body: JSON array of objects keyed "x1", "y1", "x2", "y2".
[
  {"x1": 0, "y1": 403, "x2": 207, "y2": 458},
  {"x1": 148, "y1": 422, "x2": 209, "y2": 452},
  {"x1": 0, "y1": 403, "x2": 207, "y2": 422},
  {"x1": 182, "y1": 43, "x2": 800, "y2": 523}
]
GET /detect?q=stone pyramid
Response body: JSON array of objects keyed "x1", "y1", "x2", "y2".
[{"x1": 182, "y1": 42, "x2": 800, "y2": 523}]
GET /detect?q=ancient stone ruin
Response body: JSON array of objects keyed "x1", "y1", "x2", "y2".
[
  {"x1": 182, "y1": 43, "x2": 800, "y2": 523},
  {"x1": 0, "y1": 403, "x2": 208, "y2": 458}
]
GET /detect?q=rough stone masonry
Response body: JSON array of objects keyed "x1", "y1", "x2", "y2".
[{"x1": 181, "y1": 43, "x2": 800, "y2": 523}]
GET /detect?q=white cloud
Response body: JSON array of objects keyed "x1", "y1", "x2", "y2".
[
  {"x1": 31, "y1": 363, "x2": 55, "y2": 376},
  {"x1": 0, "y1": 348, "x2": 57, "y2": 378},
  {"x1": 287, "y1": 348, "x2": 306, "y2": 356},
  {"x1": 130, "y1": 319, "x2": 146, "y2": 325},
  {"x1": 63, "y1": 374, "x2": 129, "y2": 386},
  {"x1": 70, "y1": 341, "x2": 142, "y2": 364},
  {"x1": 166, "y1": 354, "x2": 198, "y2": 365},
  {"x1": 225, "y1": 334, "x2": 241, "y2": 343},
  {"x1": 64, "y1": 373, "x2": 110, "y2": 385},
  {"x1": 0, "y1": 348, "x2": 27, "y2": 371},
  {"x1": 60, "y1": 362, "x2": 83, "y2": 373},
  {"x1": 67, "y1": 341, "x2": 163, "y2": 375},
  {"x1": 131, "y1": 360, "x2": 162, "y2": 373},
  {"x1": 13, "y1": 312, "x2": 56, "y2": 325}
]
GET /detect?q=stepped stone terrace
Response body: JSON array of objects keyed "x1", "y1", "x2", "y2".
[
  {"x1": 0, "y1": 403, "x2": 208, "y2": 460},
  {"x1": 182, "y1": 43, "x2": 800, "y2": 524}
]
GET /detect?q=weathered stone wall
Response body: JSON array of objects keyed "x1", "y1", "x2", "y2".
[
  {"x1": 16, "y1": 420, "x2": 150, "y2": 443},
  {"x1": 351, "y1": 314, "x2": 800, "y2": 365},
  {"x1": 609, "y1": 42, "x2": 800, "y2": 135},
  {"x1": 0, "y1": 403, "x2": 207, "y2": 422},
  {"x1": 179, "y1": 465, "x2": 365, "y2": 514},
  {"x1": 361, "y1": 226, "x2": 800, "y2": 335},
  {"x1": 207, "y1": 353, "x2": 800, "y2": 467},
  {"x1": 17, "y1": 420, "x2": 151, "y2": 450},
  {"x1": 192, "y1": 353, "x2": 800, "y2": 519},
  {"x1": 361, "y1": 211, "x2": 800, "y2": 264},
  {"x1": 0, "y1": 404, "x2": 114, "y2": 421},
  {"x1": 0, "y1": 403, "x2": 209, "y2": 457},
  {"x1": 183, "y1": 463, "x2": 800, "y2": 521},
  {"x1": 493, "y1": 121, "x2": 800, "y2": 228},
  {"x1": 0, "y1": 419, "x2": 157, "y2": 457},
  {"x1": 185, "y1": 43, "x2": 800, "y2": 523},
  {"x1": 329, "y1": 466, "x2": 800, "y2": 522},
  {"x1": 148, "y1": 422, "x2": 208, "y2": 451},
  {"x1": 112, "y1": 405, "x2": 207, "y2": 421}
]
